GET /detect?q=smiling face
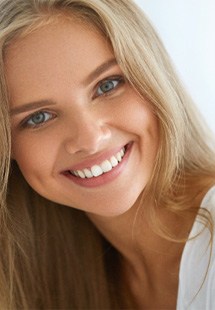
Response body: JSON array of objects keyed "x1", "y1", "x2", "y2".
[{"x1": 6, "y1": 16, "x2": 159, "y2": 217}]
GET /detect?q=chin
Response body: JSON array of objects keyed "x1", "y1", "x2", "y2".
[{"x1": 85, "y1": 194, "x2": 142, "y2": 219}]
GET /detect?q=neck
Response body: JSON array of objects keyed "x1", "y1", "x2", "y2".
[
  {"x1": 86, "y1": 194, "x2": 196, "y2": 308},
  {"x1": 87, "y1": 194, "x2": 192, "y2": 263}
]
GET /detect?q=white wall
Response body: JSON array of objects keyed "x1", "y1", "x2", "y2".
[{"x1": 134, "y1": 0, "x2": 215, "y2": 133}]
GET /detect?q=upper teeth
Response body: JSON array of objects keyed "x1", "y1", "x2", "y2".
[{"x1": 71, "y1": 147, "x2": 125, "y2": 178}]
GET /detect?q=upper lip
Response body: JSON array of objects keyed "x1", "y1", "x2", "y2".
[{"x1": 62, "y1": 143, "x2": 129, "y2": 172}]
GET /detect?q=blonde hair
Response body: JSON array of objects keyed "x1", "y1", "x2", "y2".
[{"x1": 0, "y1": 0, "x2": 215, "y2": 308}]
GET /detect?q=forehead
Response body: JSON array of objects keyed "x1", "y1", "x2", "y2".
[
  {"x1": 5, "y1": 16, "x2": 111, "y2": 69},
  {"x1": 5, "y1": 17, "x2": 113, "y2": 105}
]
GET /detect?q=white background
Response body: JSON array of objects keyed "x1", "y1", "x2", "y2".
[{"x1": 134, "y1": 0, "x2": 215, "y2": 133}]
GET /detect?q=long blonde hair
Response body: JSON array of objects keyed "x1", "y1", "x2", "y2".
[{"x1": 0, "y1": 0, "x2": 215, "y2": 308}]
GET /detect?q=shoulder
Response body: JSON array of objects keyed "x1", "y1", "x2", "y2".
[{"x1": 177, "y1": 186, "x2": 215, "y2": 309}]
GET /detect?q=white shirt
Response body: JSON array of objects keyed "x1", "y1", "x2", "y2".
[{"x1": 177, "y1": 186, "x2": 215, "y2": 309}]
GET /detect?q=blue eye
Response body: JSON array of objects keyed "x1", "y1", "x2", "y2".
[
  {"x1": 23, "y1": 111, "x2": 54, "y2": 128},
  {"x1": 96, "y1": 78, "x2": 123, "y2": 96}
]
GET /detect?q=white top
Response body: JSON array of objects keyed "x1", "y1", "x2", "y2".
[{"x1": 177, "y1": 186, "x2": 215, "y2": 309}]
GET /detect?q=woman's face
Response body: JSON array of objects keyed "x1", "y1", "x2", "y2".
[{"x1": 6, "y1": 17, "x2": 159, "y2": 217}]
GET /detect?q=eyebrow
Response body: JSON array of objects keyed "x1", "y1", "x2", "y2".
[
  {"x1": 10, "y1": 58, "x2": 118, "y2": 116},
  {"x1": 83, "y1": 58, "x2": 117, "y2": 85},
  {"x1": 10, "y1": 99, "x2": 56, "y2": 116}
]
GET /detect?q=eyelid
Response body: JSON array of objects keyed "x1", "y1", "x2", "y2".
[
  {"x1": 20, "y1": 109, "x2": 56, "y2": 129},
  {"x1": 93, "y1": 75, "x2": 125, "y2": 99}
]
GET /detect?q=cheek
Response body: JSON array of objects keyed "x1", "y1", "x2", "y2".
[
  {"x1": 11, "y1": 134, "x2": 56, "y2": 181},
  {"x1": 123, "y1": 102, "x2": 159, "y2": 149},
  {"x1": 113, "y1": 90, "x2": 158, "y2": 137}
]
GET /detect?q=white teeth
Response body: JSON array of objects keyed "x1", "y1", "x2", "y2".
[
  {"x1": 77, "y1": 170, "x2": 85, "y2": 179},
  {"x1": 71, "y1": 146, "x2": 127, "y2": 179},
  {"x1": 116, "y1": 152, "x2": 122, "y2": 162},
  {"x1": 120, "y1": 148, "x2": 125, "y2": 156},
  {"x1": 91, "y1": 165, "x2": 103, "y2": 177},
  {"x1": 110, "y1": 155, "x2": 118, "y2": 167},
  {"x1": 101, "y1": 160, "x2": 112, "y2": 172},
  {"x1": 83, "y1": 168, "x2": 93, "y2": 178}
]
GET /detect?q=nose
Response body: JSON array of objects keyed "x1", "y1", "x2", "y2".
[{"x1": 64, "y1": 111, "x2": 111, "y2": 155}]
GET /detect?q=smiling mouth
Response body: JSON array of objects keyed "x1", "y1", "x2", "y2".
[{"x1": 65, "y1": 144, "x2": 129, "y2": 179}]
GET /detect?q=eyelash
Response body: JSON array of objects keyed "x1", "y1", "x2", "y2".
[
  {"x1": 94, "y1": 75, "x2": 124, "y2": 98},
  {"x1": 20, "y1": 110, "x2": 56, "y2": 129},
  {"x1": 20, "y1": 75, "x2": 125, "y2": 129}
]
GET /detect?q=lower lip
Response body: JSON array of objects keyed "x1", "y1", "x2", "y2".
[{"x1": 62, "y1": 142, "x2": 133, "y2": 188}]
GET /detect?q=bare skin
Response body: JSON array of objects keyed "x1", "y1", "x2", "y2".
[
  {"x1": 6, "y1": 16, "x2": 212, "y2": 308},
  {"x1": 92, "y1": 180, "x2": 215, "y2": 308},
  {"x1": 87, "y1": 191, "x2": 205, "y2": 309}
]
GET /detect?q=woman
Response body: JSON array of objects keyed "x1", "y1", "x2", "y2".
[{"x1": 0, "y1": 0, "x2": 215, "y2": 308}]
